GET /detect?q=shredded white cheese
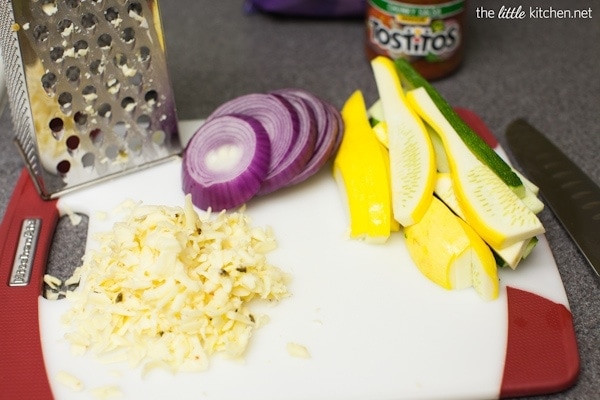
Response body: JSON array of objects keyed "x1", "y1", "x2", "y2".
[{"x1": 62, "y1": 195, "x2": 289, "y2": 373}]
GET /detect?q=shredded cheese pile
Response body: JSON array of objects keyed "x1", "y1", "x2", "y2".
[{"x1": 62, "y1": 195, "x2": 289, "y2": 373}]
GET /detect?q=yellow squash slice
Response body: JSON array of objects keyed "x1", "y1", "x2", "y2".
[
  {"x1": 333, "y1": 90, "x2": 395, "y2": 243},
  {"x1": 406, "y1": 87, "x2": 545, "y2": 249},
  {"x1": 434, "y1": 173, "x2": 536, "y2": 269},
  {"x1": 404, "y1": 196, "x2": 499, "y2": 301},
  {"x1": 371, "y1": 56, "x2": 436, "y2": 227}
]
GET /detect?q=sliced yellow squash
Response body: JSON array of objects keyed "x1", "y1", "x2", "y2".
[
  {"x1": 394, "y1": 58, "x2": 525, "y2": 198},
  {"x1": 434, "y1": 173, "x2": 537, "y2": 269},
  {"x1": 370, "y1": 56, "x2": 436, "y2": 227},
  {"x1": 406, "y1": 87, "x2": 545, "y2": 249},
  {"x1": 404, "y1": 196, "x2": 499, "y2": 301},
  {"x1": 333, "y1": 90, "x2": 394, "y2": 243}
]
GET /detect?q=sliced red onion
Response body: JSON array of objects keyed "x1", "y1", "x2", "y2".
[
  {"x1": 207, "y1": 93, "x2": 301, "y2": 188},
  {"x1": 326, "y1": 101, "x2": 344, "y2": 155},
  {"x1": 272, "y1": 88, "x2": 344, "y2": 186},
  {"x1": 257, "y1": 93, "x2": 317, "y2": 194},
  {"x1": 185, "y1": 89, "x2": 345, "y2": 208},
  {"x1": 182, "y1": 114, "x2": 271, "y2": 211}
]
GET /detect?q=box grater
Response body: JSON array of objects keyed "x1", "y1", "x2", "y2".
[{"x1": 0, "y1": 0, "x2": 181, "y2": 199}]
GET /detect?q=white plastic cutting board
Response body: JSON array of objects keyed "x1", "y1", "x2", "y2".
[{"x1": 38, "y1": 120, "x2": 571, "y2": 400}]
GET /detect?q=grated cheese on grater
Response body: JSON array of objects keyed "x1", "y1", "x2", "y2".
[{"x1": 62, "y1": 195, "x2": 289, "y2": 373}]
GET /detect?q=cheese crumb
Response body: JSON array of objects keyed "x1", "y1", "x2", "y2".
[
  {"x1": 44, "y1": 274, "x2": 62, "y2": 289},
  {"x1": 62, "y1": 205, "x2": 83, "y2": 226},
  {"x1": 286, "y1": 342, "x2": 311, "y2": 359},
  {"x1": 56, "y1": 371, "x2": 84, "y2": 392},
  {"x1": 63, "y1": 195, "x2": 289, "y2": 372},
  {"x1": 90, "y1": 385, "x2": 123, "y2": 399}
]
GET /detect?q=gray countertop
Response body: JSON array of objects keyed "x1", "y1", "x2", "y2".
[{"x1": 1, "y1": 1, "x2": 598, "y2": 399}]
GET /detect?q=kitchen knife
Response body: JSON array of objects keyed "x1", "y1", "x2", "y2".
[{"x1": 506, "y1": 118, "x2": 600, "y2": 277}]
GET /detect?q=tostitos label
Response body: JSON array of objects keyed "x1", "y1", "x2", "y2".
[{"x1": 366, "y1": 0, "x2": 465, "y2": 65}]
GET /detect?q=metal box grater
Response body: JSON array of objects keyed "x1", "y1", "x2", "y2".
[{"x1": 0, "y1": 0, "x2": 181, "y2": 199}]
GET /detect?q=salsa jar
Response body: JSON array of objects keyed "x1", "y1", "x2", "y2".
[{"x1": 365, "y1": 0, "x2": 466, "y2": 80}]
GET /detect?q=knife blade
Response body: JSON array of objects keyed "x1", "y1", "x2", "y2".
[{"x1": 506, "y1": 118, "x2": 600, "y2": 276}]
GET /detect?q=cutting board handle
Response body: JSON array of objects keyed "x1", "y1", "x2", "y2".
[{"x1": 0, "y1": 168, "x2": 58, "y2": 399}]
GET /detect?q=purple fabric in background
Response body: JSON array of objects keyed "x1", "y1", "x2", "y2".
[{"x1": 244, "y1": 0, "x2": 366, "y2": 18}]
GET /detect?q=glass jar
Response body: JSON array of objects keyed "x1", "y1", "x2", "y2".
[{"x1": 365, "y1": 0, "x2": 466, "y2": 80}]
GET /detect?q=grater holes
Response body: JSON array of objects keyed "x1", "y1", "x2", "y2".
[
  {"x1": 82, "y1": 152, "x2": 95, "y2": 168},
  {"x1": 113, "y1": 52, "x2": 127, "y2": 67},
  {"x1": 41, "y1": 0, "x2": 59, "y2": 17},
  {"x1": 136, "y1": 46, "x2": 151, "y2": 64},
  {"x1": 121, "y1": 97, "x2": 136, "y2": 112},
  {"x1": 113, "y1": 52, "x2": 137, "y2": 78},
  {"x1": 50, "y1": 46, "x2": 65, "y2": 63},
  {"x1": 33, "y1": 25, "x2": 50, "y2": 42},
  {"x1": 82, "y1": 85, "x2": 98, "y2": 103},
  {"x1": 81, "y1": 13, "x2": 99, "y2": 30},
  {"x1": 97, "y1": 33, "x2": 112, "y2": 49},
  {"x1": 58, "y1": 92, "x2": 73, "y2": 114},
  {"x1": 73, "y1": 40, "x2": 89, "y2": 57},
  {"x1": 127, "y1": 135, "x2": 143, "y2": 153},
  {"x1": 106, "y1": 78, "x2": 120, "y2": 95},
  {"x1": 136, "y1": 114, "x2": 151, "y2": 130},
  {"x1": 105, "y1": 144, "x2": 121, "y2": 160},
  {"x1": 152, "y1": 131, "x2": 166, "y2": 145},
  {"x1": 90, "y1": 59, "x2": 105, "y2": 75},
  {"x1": 66, "y1": 135, "x2": 80, "y2": 151},
  {"x1": 42, "y1": 72, "x2": 58, "y2": 95},
  {"x1": 57, "y1": 19, "x2": 74, "y2": 37},
  {"x1": 104, "y1": 7, "x2": 120, "y2": 25},
  {"x1": 74, "y1": 111, "x2": 88, "y2": 127},
  {"x1": 145, "y1": 90, "x2": 158, "y2": 106},
  {"x1": 89, "y1": 128, "x2": 103, "y2": 146},
  {"x1": 64, "y1": 0, "x2": 80, "y2": 9},
  {"x1": 113, "y1": 121, "x2": 128, "y2": 140},
  {"x1": 49, "y1": 117, "x2": 64, "y2": 132},
  {"x1": 129, "y1": 72, "x2": 143, "y2": 86},
  {"x1": 65, "y1": 66, "x2": 81, "y2": 83},
  {"x1": 121, "y1": 27, "x2": 135, "y2": 44},
  {"x1": 57, "y1": 160, "x2": 71, "y2": 175},
  {"x1": 127, "y1": 2, "x2": 143, "y2": 18},
  {"x1": 98, "y1": 103, "x2": 112, "y2": 119},
  {"x1": 13, "y1": 0, "x2": 179, "y2": 195},
  {"x1": 49, "y1": 118, "x2": 64, "y2": 138}
]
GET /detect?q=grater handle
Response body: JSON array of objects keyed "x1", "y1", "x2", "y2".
[{"x1": 0, "y1": 168, "x2": 58, "y2": 400}]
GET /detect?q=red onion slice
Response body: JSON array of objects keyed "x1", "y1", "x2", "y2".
[
  {"x1": 326, "y1": 101, "x2": 344, "y2": 155},
  {"x1": 208, "y1": 93, "x2": 300, "y2": 185},
  {"x1": 182, "y1": 114, "x2": 271, "y2": 211},
  {"x1": 257, "y1": 93, "x2": 317, "y2": 194},
  {"x1": 272, "y1": 88, "x2": 344, "y2": 186}
]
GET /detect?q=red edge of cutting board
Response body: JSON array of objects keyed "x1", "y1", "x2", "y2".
[
  {"x1": 0, "y1": 168, "x2": 57, "y2": 400},
  {"x1": 500, "y1": 287, "x2": 580, "y2": 398},
  {"x1": 0, "y1": 109, "x2": 580, "y2": 400}
]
